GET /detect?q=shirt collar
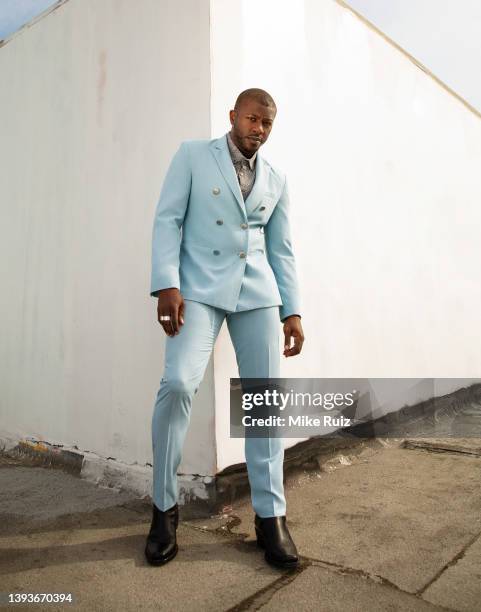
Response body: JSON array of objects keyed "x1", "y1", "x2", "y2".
[{"x1": 226, "y1": 131, "x2": 257, "y2": 170}]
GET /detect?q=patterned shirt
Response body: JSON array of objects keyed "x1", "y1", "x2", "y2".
[
  {"x1": 226, "y1": 132, "x2": 301, "y2": 323},
  {"x1": 226, "y1": 131, "x2": 257, "y2": 200}
]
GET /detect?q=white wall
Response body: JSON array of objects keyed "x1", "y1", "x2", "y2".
[
  {"x1": 2, "y1": 0, "x2": 480, "y2": 485},
  {"x1": 210, "y1": 0, "x2": 481, "y2": 470},
  {"x1": 0, "y1": 0, "x2": 215, "y2": 475}
]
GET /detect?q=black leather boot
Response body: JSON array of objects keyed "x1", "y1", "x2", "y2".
[
  {"x1": 144, "y1": 503, "x2": 179, "y2": 566},
  {"x1": 255, "y1": 515, "x2": 299, "y2": 569}
]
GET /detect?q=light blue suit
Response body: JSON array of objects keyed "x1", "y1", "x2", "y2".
[
  {"x1": 150, "y1": 134, "x2": 301, "y2": 320},
  {"x1": 150, "y1": 134, "x2": 301, "y2": 517}
]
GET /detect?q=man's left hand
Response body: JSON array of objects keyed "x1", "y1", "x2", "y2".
[{"x1": 283, "y1": 316, "x2": 304, "y2": 357}]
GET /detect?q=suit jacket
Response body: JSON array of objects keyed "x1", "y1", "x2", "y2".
[{"x1": 150, "y1": 134, "x2": 301, "y2": 321}]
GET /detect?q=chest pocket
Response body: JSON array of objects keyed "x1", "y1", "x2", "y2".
[{"x1": 251, "y1": 195, "x2": 276, "y2": 216}]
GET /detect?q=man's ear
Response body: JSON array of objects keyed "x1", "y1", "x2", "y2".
[{"x1": 229, "y1": 109, "x2": 236, "y2": 125}]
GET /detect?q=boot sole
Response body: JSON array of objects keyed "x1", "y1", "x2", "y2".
[{"x1": 145, "y1": 543, "x2": 178, "y2": 566}]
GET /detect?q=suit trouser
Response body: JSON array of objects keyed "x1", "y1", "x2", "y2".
[{"x1": 151, "y1": 299, "x2": 286, "y2": 518}]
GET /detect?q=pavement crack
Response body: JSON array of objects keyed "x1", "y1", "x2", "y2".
[
  {"x1": 225, "y1": 561, "x2": 311, "y2": 612},
  {"x1": 416, "y1": 528, "x2": 481, "y2": 596},
  {"x1": 306, "y1": 555, "x2": 403, "y2": 590},
  {"x1": 305, "y1": 556, "x2": 457, "y2": 611}
]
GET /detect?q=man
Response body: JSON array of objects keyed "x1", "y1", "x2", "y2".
[{"x1": 146, "y1": 88, "x2": 304, "y2": 569}]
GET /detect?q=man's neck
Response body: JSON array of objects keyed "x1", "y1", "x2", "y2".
[{"x1": 227, "y1": 131, "x2": 257, "y2": 168}]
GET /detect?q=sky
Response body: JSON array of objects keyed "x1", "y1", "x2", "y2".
[
  {"x1": 346, "y1": 0, "x2": 481, "y2": 111},
  {"x1": 0, "y1": 0, "x2": 58, "y2": 40}
]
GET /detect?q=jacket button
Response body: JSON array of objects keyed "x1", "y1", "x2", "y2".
[
  {"x1": 212, "y1": 187, "x2": 220, "y2": 195},
  {"x1": 259, "y1": 205, "x2": 266, "y2": 211},
  {"x1": 239, "y1": 251, "x2": 246, "y2": 258},
  {"x1": 213, "y1": 250, "x2": 220, "y2": 255},
  {"x1": 240, "y1": 223, "x2": 248, "y2": 229},
  {"x1": 216, "y1": 219, "x2": 223, "y2": 225}
]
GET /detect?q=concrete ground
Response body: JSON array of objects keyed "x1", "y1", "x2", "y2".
[{"x1": 1, "y1": 438, "x2": 481, "y2": 611}]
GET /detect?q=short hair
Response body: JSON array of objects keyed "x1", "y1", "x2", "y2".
[{"x1": 234, "y1": 88, "x2": 277, "y2": 113}]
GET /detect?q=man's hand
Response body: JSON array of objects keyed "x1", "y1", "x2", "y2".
[
  {"x1": 157, "y1": 288, "x2": 185, "y2": 337},
  {"x1": 283, "y1": 316, "x2": 304, "y2": 357}
]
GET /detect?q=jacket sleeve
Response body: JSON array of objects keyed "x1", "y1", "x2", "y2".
[
  {"x1": 265, "y1": 175, "x2": 302, "y2": 321},
  {"x1": 150, "y1": 142, "x2": 191, "y2": 296}
]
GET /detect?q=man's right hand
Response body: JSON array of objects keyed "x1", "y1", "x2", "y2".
[{"x1": 156, "y1": 288, "x2": 185, "y2": 337}]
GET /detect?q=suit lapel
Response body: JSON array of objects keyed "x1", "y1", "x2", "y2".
[{"x1": 210, "y1": 136, "x2": 246, "y2": 219}]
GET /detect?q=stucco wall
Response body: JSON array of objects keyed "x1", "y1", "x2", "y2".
[
  {"x1": 210, "y1": 0, "x2": 481, "y2": 470},
  {"x1": 0, "y1": 0, "x2": 214, "y2": 475},
  {"x1": 2, "y1": 0, "x2": 480, "y2": 484}
]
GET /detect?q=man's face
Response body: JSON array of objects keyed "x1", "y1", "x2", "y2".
[{"x1": 229, "y1": 99, "x2": 276, "y2": 158}]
